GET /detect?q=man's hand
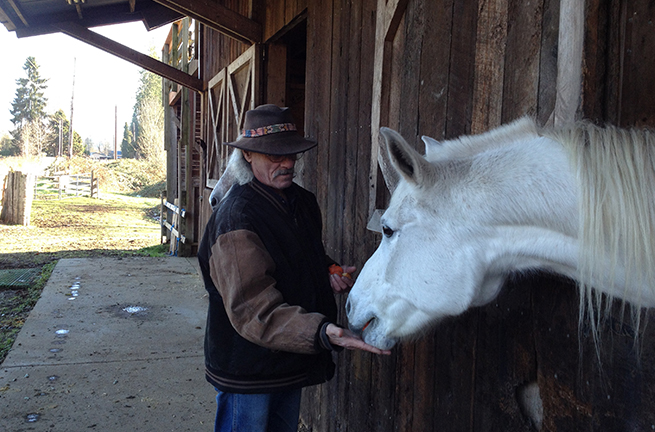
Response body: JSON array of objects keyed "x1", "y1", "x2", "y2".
[
  {"x1": 329, "y1": 265, "x2": 356, "y2": 293},
  {"x1": 326, "y1": 323, "x2": 391, "y2": 355}
]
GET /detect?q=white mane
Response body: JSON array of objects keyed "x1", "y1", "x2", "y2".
[
  {"x1": 422, "y1": 117, "x2": 539, "y2": 162},
  {"x1": 545, "y1": 122, "x2": 655, "y2": 336}
]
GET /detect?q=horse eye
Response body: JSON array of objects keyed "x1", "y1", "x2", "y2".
[{"x1": 382, "y1": 226, "x2": 394, "y2": 238}]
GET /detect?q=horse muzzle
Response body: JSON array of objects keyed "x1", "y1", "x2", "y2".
[{"x1": 346, "y1": 305, "x2": 397, "y2": 350}]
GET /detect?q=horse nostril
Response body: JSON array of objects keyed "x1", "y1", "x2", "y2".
[{"x1": 345, "y1": 298, "x2": 352, "y2": 316}]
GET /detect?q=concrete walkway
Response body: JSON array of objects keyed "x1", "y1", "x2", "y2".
[{"x1": 0, "y1": 257, "x2": 215, "y2": 431}]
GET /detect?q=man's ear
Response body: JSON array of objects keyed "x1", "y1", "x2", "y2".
[{"x1": 242, "y1": 150, "x2": 253, "y2": 163}]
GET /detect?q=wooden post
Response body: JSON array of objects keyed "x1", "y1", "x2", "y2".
[
  {"x1": 0, "y1": 171, "x2": 35, "y2": 226},
  {"x1": 169, "y1": 198, "x2": 179, "y2": 255},
  {"x1": 90, "y1": 171, "x2": 95, "y2": 198},
  {"x1": 160, "y1": 190, "x2": 167, "y2": 244}
]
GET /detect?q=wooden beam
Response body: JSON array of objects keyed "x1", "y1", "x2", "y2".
[
  {"x1": 5, "y1": 0, "x2": 29, "y2": 27},
  {"x1": 552, "y1": 0, "x2": 584, "y2": 126},
  {"x1": 369, "y1": 0, "x2": 410, "y2": 217},
  {"x1": 152, "y1": 0, "x2": 261, "y2": 44},
  {"x1": 54, "y1": 21, "x2": 204, "y2": 93}
]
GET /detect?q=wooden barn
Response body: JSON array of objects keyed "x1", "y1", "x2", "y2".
[{"x1": 2, "y1": 0, "x2": 655, "y2": 430}]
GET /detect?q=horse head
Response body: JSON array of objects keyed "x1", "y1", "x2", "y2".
[
  {"x1": 347, "y1": 122, "x2": 579, "y2": 350},
  {"x1": 209, "y1": 149, "x2": 253, "y2": 212}
]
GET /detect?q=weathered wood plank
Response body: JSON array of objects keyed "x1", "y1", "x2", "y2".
[
  {"x1": 346, "y1": 0, "x2": 378, "y2": 426},
  {"x1": 324, "y1": 0, "x2": 348, "y2": 262},
  {"x1": 471, "y1": 0, "x2": 507, "y2": 133},
  {"x1": 581, "y1": 0, "x2": 610, "y2": 123},
  {"x1": 264, "y1": 0, "x2": 285, "y2": 40},
  {"x1": 304, "y1": 0, "x2": 333, "y2": 217},
  {"x1": 472, "y1": 279, "x2": 537, "y2": 432},
  {"x1": 417, "y1": 0, "x2": 453, "y2": 140},
  {"x1": 431, "y1": 311, "x2": 479, "y2": 431},
  {"x1": 445, "y1": 0, "x2": 479, "y2": 137},
  {"x1": 536, "y1": 0, "x2": 560, "y2": 125},
  {"x1": 0, "y1": 172, "x2": 34, "y2": 226},
  {"x1": 396, "y1": 0, "x2": 423, "y2": 147},
  {"x1": 553, "y1": 0, "x2": 584, "y2": 125},
  {"x1": 300, "y1": 1, "x2": 334, "y2": 428},
  {"x1": 501, "y1": 0, "x2": 544, "y2": 122},
  {"x1": 152, "y1": 0, "x2": 262, "y2": 44},
  {"x1": 617, "y1": 1, "x2": 655, "y2": 127},
  {"x1": 531, "y1": 275, "x2": 594, "y2": 431},
  {"x1": 265, "y1": 43, "x2": 287, "y2": 106}
]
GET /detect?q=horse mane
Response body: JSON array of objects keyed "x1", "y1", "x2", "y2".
[{"x1": 543, "y1": 121, "x2": 655, "y2": 346}]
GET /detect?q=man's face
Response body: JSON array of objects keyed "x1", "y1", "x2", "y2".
[{"x1": 243, "y1": 151, "x2": 297, "y2": 190}]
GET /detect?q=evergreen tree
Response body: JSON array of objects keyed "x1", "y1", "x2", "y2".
[
  {"x1": 45, "y1": 109, "x2": 84, "y2": 157},
  {"x1": 9, "y1": 57, "x2": 50, "y2": 156},
  {"x1": 71, "y1": 129, "x2": 84, "y2": 156},
  {"x1": 10, "y1": 57, "x2": 48, "y2": 127},
  {"x1": 46, "y1": 110, "x2": 66, "y2": 157},
  {"x1": 0, "y1": 133, "x2": 16, "y2": 156},
  {"x1": 84, "y1": 137, "x2": 94, "y2": 155},
  {"x1": 121, "y1": 122, "x2": 136, "y2": 158}
]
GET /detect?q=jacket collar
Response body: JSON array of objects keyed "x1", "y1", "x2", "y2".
[{"x1": 249, "y1": 178, "x2": 298, "y2": 215}]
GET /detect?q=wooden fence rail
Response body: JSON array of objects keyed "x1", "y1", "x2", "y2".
[
  {"x1": 160, "y1": 191, "x2": 186, "y2": 256},
  {"x1": 34, "y1": 172, "x2": 98, "y2": 200}
]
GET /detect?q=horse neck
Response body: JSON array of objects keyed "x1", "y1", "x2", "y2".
[{"x1": 461, "y1": 137, "x2": 577, "y2": 234}]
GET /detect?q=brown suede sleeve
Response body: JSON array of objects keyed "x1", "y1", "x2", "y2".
[{"x1": 208, "y1": 229, "x2": 326, "y2": 355}]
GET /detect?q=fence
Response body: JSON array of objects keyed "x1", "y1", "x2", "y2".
[
  {"x1": 160, "y1": 192, "x2": 186, "y2": 256},
  {"x1": 34, "y1": 172, "x2": 98, "y2": 200}
]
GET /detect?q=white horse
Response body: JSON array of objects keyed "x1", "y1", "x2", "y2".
[
  {"x1": 346, "y1": 118, "x2": 655, "y2": 350},
  {"x1": 208, "y1": 149, "x2": 253, "y2": 212}
]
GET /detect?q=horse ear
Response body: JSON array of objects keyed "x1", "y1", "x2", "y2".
[
  {"x1": 421, "y1": 135, "x2": 441, "y2": 160},
  {"x1": 381, "y1": 127, "x2": 434, "y2": 187}
]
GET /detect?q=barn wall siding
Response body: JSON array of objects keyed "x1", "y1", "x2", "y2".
[{"x1": 192, "y1": 0, "x2": 655, "y2": 430}]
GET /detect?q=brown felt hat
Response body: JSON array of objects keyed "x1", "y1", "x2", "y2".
[{"x1": 224, "y1": 104, "x2": 317, "y2": 155}]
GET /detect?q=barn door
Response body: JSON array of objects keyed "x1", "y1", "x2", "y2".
[{"x1": 205, "y1": 44, "x2": 262, "y2": 187}]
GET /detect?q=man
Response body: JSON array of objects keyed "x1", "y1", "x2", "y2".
[{"x1": 198, "y1": 104, "x2": 389, "y2": 432}]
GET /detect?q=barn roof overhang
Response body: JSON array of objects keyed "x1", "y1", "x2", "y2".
[{"x1": 0, "y1": 0, "x2": 263, "y2": 93}]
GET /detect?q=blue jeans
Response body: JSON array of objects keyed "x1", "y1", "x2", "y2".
[{"x1": 214, "y1": 388, "x2": 302, "y2": 432}]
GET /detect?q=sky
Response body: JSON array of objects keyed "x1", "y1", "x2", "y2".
[{"x1": 0, "y1": 21, "x2": 172, "y2": 147}]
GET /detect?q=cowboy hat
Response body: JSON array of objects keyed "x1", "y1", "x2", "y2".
[{"x1": 224, "y1": 104, "x2": 317, "y2": 155}]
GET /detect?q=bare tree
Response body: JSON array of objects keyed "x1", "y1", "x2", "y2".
[{"x1": 135, "y1": 96, "x2": 165, "y2": 166}]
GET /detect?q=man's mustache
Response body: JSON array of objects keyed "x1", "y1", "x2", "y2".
[{"x1": 273, "y1": 168, "x2": 295, "y2": 179}]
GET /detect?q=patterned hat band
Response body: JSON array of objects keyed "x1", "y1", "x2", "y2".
[{"x1": 241, "y1": 123, "x2": 297, "y2": 138}]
